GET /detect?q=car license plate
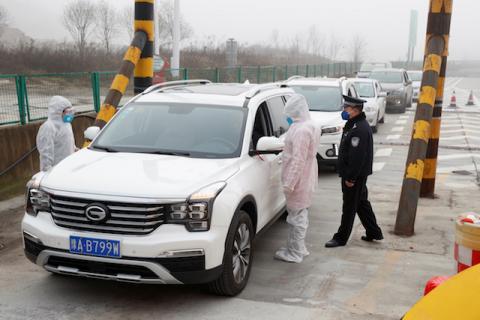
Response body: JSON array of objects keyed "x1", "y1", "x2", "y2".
[{"x1": 69, "y1": 236, "x2": 121, "y2": 258}]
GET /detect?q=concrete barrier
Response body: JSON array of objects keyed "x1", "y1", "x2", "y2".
[{"x1": 0, "y1": 113, "x2": 95, "y2": 199}]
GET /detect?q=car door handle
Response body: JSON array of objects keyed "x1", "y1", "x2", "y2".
[{"x1": 278, "y1": 158, "x2": 283, "y2": 164}]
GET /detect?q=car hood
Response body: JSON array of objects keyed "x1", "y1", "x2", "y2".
[
  {"x1": 309, "y1": 110, "x2": 345, "y2": 128},
  {"x1": 41, "y1": 149, "x2": 240, "y2": 199},
  {"x1": 379, "y1": 83, "x2": 404, "y2": 92}
]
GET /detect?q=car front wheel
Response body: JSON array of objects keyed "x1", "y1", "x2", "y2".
[{"x1": 209, "y1": 210, "x2": 253, "y2": 296}]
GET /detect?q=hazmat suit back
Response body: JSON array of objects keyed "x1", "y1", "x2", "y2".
[{"x1": 36, "y1": 96, "x2": 76, "y2": 171}]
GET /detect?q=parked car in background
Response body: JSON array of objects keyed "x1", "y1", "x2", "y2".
[
  {"x1": 22, "y1": 80, "x2": 295, "y2": 297},
  {"x1": 357, "y1": 62, "x2": 393, "y2": 78},
  {"x1": 407, "y1": 70, "x2": 422, "y2": 102},
  {"x1": 369, "y1": 68, "x2": 413, "y2": 113},
  {"x1": 353, "y1": 78, "x2": 387, "y2": 133},
  {"x1": 286, "y1": 76, "x2": 359, "y2": 167}
]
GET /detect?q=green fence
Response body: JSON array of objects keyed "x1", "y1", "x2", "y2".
[{"x1": 1, "y1": 62, "x2": 359, "y2": 126}]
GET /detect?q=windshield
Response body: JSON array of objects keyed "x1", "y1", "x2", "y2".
[
  {"x1": 369, "y1": 71, "x2": 403, "y2": 84},
  {"x1": 290, "y1": 85, "x2": 342, "y2": 111},
  {"x1": 360, "y1": 63, "x2": 387, "y2": 72},
  {"x1": 407, "y1": 71, "x2": 422, "y2": 81},
  {"x1": 354, "y1": 82, "x2": 375, "y2": 98},
  {"x1": 92, "y1": 103, "x2": 247, "y2": 158}
]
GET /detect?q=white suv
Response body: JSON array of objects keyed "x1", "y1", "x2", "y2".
[
  {"x1": 285, "y1": 76, "x2": 359, "y2": 167},
  {"x1": 22, "y1": 80, "x2": 294, "y2": 296}
]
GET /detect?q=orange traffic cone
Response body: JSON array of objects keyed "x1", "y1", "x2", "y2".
[
  {"x1": 466, "y1": 90, "x2": 475, "y2": 106},
  {"x1": 449, "y1": 91, "x2": 457, "y2": 108}
]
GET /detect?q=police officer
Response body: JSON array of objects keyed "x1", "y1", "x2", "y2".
[{"x1": 325, "y1": 95, "x2": 383, "y2": 248}]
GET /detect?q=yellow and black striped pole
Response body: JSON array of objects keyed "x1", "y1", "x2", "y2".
[
  {"x1": 420, "y1": 1, "x2": 452, "y2": 198},
  {"x1": 395, "y1": 0, "x2": 453, "y2": 236},
  {"x1": 91, "y1": 31, "x2": 147, "y2": 131},
  {"x1": 134, "y1": 0, "x2": 154, "y2": 94}
]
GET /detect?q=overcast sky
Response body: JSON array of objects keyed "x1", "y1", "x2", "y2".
[{"x1": 1, "y1": 0, "x2": 478, "y2": 61}]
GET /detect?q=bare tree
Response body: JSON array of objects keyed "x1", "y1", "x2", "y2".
[
  {"x1": 307, "y1": 25, "x2": 325, "y2": 57},
  {"x1": 0, "y1": 5, "x2": 8, "y2": 37},
  {"x1": 157, "y1": 0, "x2": 193, "y2": 50},
  {"x1": 120, "y1": 5, "x2": 134, "y2": 40},
  {"x1": 327, "y1": 34, "x2": 342, "y2": 61},
  {"x1": 95, "y1": 0, "x2": 118, "y2": 54},
  {"x1": 62, "y1": 0, "x2": 96, "y2": 60},
  {"x1": 269, "y1": 29, "x2": 280, "y2": 49},
  {"x1": 350, "y1": 34, "x2": 367, "y2": 66}
]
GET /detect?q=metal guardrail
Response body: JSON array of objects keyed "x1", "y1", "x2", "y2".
[{"x1": 0, "y1": 62, "x2": 359, "y2": 126}]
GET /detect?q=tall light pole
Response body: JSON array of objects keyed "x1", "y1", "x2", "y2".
[{"x1": 171, "y1": 0, "x2": 180, "y2": 77}]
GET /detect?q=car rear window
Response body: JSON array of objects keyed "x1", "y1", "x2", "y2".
[{"x1": 289, "y1": 85, "x2": 342, "y2": 112}]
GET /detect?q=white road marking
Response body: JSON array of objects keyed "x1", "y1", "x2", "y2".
[
  {"x1": 387, "y1": 135, "x2": 401, "y2": 140},
  {"x1": 399, "y1": 115, "x2": 410, "y2": 119},
  {"x1": 395, "y1": 120, "x2": 407, "y2": 125},
  {"x1": 441, "y1": 124, "x2": 479, "y2": 129},
  {"x1": 373, "y1": 162, "x2": 386, "y2": 172},
  {"x1": 375, "y1": 148, "x2": 393, "y2": 158},
  {"x1": 391, "y1": 127, "x2": 405, "y2": 132},
  {"x1": 441, "y1": 135, "x2": 480, "y2": 141},
  {"x1": 438, "y1": 154, "x2": 480, "y2": 161},
  {"x1": 440, "y1": 129, "x2": 480, "y2": 134}
]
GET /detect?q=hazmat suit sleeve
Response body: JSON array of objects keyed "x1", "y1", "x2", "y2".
[
  {"x1": 282, "y1": 128, "x2": 312, "y2": 191},
  {"x1": 36, "y1": 123, "x2": 56, "y2": 172}
]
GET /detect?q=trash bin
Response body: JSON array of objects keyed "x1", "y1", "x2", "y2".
[{"x1": 454, "y1": 213, "x2": 480, "y2": 273}]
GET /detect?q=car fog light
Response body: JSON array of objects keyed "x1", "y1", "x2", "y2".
[
  {"x1": 326, "y1": 149, "x2": 336, "y2": 157},
  {"x1": 188, "y1": 221, "x2": 209, "y2": 231}
]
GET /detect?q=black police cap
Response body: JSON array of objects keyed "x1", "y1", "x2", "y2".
[{"x1": 342, "y1": 95, "x2": 366, "y2": 109}]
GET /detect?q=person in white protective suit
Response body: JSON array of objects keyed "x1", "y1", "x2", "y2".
[
  {"x1": 274, "y1": 94, "x2": 319, "y2": 263},
  {"x1": 36, "y1": 96, "x2": 76, "y2": 172}
]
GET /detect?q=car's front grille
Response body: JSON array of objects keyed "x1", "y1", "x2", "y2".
[{"x1": 50, "y1": 195, "x2": 167, "y2": 235}]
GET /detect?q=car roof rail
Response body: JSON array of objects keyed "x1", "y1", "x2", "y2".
[
  {"x1": 242, "y1": 83, "x2": 286, "y2": 108},
  {"x1": 286, "y1": 75, "x2": 305, "y2": 81},
  {"x1": 142, "y1": 79, "x2": 212, "y2": 94}
]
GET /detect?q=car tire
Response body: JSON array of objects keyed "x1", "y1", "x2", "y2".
[
  {"x1": 379, "y1": 114, "x2": 385, "y2": 124},
  {"x1": 209, "y1": 210, "x2": 254, "y2": 296},
  {"x1": 371, "y1": 112, "x2": 379, "y2": 133}
]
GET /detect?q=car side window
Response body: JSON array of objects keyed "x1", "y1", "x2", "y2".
[
  {"x1": 251, "y1": 102, "x2": 272, "y2": 149},
  {"x1": 266, "y1": 96, "x2": 289, "y2": 137}
]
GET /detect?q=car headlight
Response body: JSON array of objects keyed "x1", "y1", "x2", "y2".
[
  {"x1": 166, "y1": 182, "x2": 226, "y2": 232},
  {"x1": 321, "y1": 125, "x2": 343, "y2": 135},
  {"x1": 364, "y1": 106, "x2": 375, "y2": 112},
  {"x1": 393, "y1": 88, "x2": 405, "y2": 95},
  {"x1": 25, "y1": 174, "x2": 50, "y2": 216}
]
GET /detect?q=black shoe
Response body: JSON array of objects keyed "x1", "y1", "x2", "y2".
[
  {"x1": 325, "y1": 239, "x2": 346, "y2": 248},
  {"x1": 361, "y1": 235, "x2": 384, "y2": 242}
]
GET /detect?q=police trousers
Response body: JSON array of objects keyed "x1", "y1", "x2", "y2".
[{"x1": 333, "y1": 176, "x2": 383, "y2": 244}]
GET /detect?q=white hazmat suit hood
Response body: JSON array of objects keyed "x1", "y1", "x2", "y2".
[
  {"x1": 36, "y1": 96, "x2": 76, "y2": 171},
  {"x1": 275, "y1": 94, "x2": 319, "y2": 263}
]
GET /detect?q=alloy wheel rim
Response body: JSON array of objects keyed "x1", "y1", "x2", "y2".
[{"x1": 232, "y1": 223, "x2": 251, "y2": 284}]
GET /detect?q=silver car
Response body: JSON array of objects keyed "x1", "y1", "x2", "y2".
[
  {"x1": 369, "y1": 68, "x2": 413, "y2": 113},
  {"x1": 407, "y1": 70, "x2": 422, "y2": 102}
]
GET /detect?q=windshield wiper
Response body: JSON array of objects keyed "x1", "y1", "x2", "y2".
[
  {"x1": 140, "y1": 150, "x2": 191, "y2": 157},
  {"x1": 91, "y1": 145, "x2": 120, "y2": 153}
]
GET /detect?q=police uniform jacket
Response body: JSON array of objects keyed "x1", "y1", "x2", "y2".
[{"x1": 337, "y1": 112, "x2": 373, "y2": 181}]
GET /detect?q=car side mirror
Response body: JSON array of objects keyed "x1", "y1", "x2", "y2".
[
  {"x1": 378, "y1": 92, "x2": 387, "y2": 98},
  {"x1": 84, "y1": 126, "x2": 101, "y2": 141},
  {"x1": 249, "y1": 137, "x2": 284, "y2": 156}
]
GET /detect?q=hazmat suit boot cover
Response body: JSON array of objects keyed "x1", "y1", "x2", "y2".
[
  {"x1": 36, "y1": 96, "x2": 76, "y2": 171},
  {"x1": 281, "y1": 94, "x2": 319, "y2": 211},
  {"x1": 274, "y1": 208, "x2": 310, "y2": 263}
]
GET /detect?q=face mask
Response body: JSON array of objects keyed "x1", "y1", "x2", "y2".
[
  {"x1": 63, "y1": 114, "x2": 74, "y2": 123},
  {"x1": 341, "y1": 111, "x2": 350, "y2": 121},
  {"x1": 286, "y1": 117, "x2": 294, "y2": 126}
]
